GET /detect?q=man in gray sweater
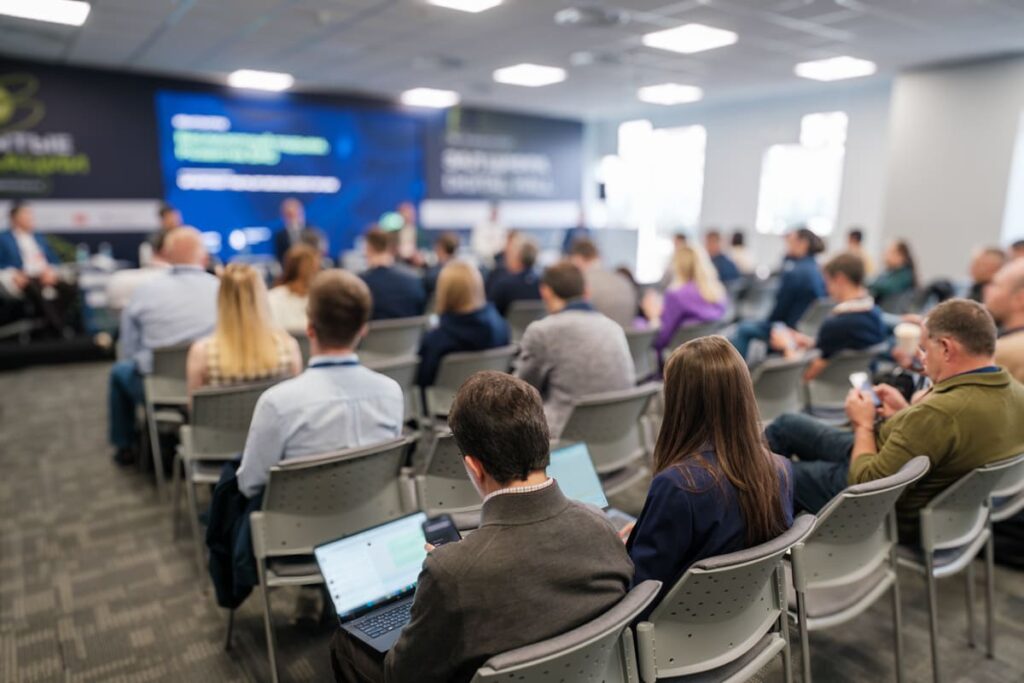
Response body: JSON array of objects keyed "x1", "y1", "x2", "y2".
[
  {"x1": 330, "y1": 371, "x2": 634, "y2": 683},
  {"x1": 515, "y1": 261, "x2": 636, "y2": 438}
]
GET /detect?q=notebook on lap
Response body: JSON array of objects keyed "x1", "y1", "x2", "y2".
[{"x1": 547, "y1": 443, "x2": 636, "y2": 532}]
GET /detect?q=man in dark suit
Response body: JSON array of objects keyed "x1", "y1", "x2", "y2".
[
  {"x1": 330, "y1": 371, "x2": 634, "y2": 683},
  {"x1": 359, "y1": 227, "x2": 426, "y2": 320},
  {"x1": 272, "y1": 197, "x2": 326, "y2": 265},
  {"x1": 486, "y1": 234, "x2": 541, "y2": 316}
]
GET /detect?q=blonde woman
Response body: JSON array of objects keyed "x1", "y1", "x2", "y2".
[
  {"x1": 416, "y1": 260, "x2": 509, "y2": 387},
  {"x1": 267, "y1": 243, "x2": 320, "y2": 332},
  {"x1": 644, "y1": 245, "x2": 728, "y2": 362},
  {"x1": 187, "y1": 263, "x2": 302, "y2": 394}
]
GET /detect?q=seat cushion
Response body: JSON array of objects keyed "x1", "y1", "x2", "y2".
[
  {"x1": 785, "y1": 561, "x2": 892, "y2": 620},
  {"x1": 897, "y1": 538, "x2": 987, "y2": 574},
  {"x1": 267, "y1": 555, "x2": 320, "y2": 578}
]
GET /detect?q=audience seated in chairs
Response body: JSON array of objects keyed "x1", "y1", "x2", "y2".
[
  {"x1": 422, "y1": 231, "x2": 459, "y2": 301},
  {"x1": 704, "y1": 229, "x2": 742, "y2": 284},
  {"x1": 267, "y1": 243, "x2": 320, "y2": 334},
  {"x1": 967, "y1": 246, "x2": 1007, "y2": 303},
  {"x1": 0, "y1": 200, "x2": 80, "y2": 337},
  {"x1": 235, "y1": 269, "x2": 404, "y2": 499},
  {"x1": 486, "y1": 233, "x2": 542, "y2": 317},
  {"x1": 642, "y1": 244, "x2": 728, "y2": 366},
  {"x1": 515, "y1": 261, "x2": 635, "y2": 439},
  {"x1": 728, "y1": 228, "x2": 756, "y2": 275},
  {"x1": 625, "y1": 336, "x2": 793, "y2": 615},
  {"x1": 330, "y1": 371, "x2": 633, "y2": 683},
  {"x1": 107, "y1": 227, "x2": 219, "y2": 465},
  {"x1": 766, "y1": 298, "x2": 1024, "y2": 540},
  {"x1": 568, "y1": 238, "x2": 637, "y2": 327},
  {"x1": 869, "y1": 239, "x2": 918, "y2": 308},
  {"x1": 186, "y1": 263, "x2": 302, "y2": 395},
  {"x1": 359, "y1": 227, "x2": 427, "y2": 321},
  {"x1": 768, "y1": 253, "x2": 886, "y2": 381},
  {"x1": 984, "y1": 257, "x2": 1024, "y2": 382},
  {"x1": 416, "y1": 260, "x2": 509, "y2": 388},
  {"x1": 731, "y1": 227, "x2": 827, "y2": 360}
]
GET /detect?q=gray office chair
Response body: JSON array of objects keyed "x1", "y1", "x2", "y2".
[
  {"x1": 248, "y1": 436, "x2": 418, "y2": 683},
  {"x1": 789, "y1": 456, "x2": 931, "y2": 683},
  {"x1": 804, "y1": 343, "x2": 888, "y2": 413},
  {"x1": 470, "y1": 580, "x2": 662, "y2": 683},
  {"x1": 171, "y1": 380, "x2": 278, "y2": 578},
  {"x1": 414, "y1": 430, "x2": 482, "y2": 530},
  {"x1": 665, "y1": 320, "x2": 723, "y2": 355},
  {"x1": 291, "y1": 332, "x2": 311, "y2": 366},
  {"x1": 795, "y1": 299, "x2": 834, "y2": 338},
  {"x1": 559, "y1": 383, "x2": 661, "y2": 497},
  {"x1": 506, "y1": 299, "x2": 547, "y2": 343},
  {"x1": 143, "y1": 343, "x2": 192, "y2": 500},
  {"x1": 990, "y1": 452, "x2": 1024, "y2": 523},
  {"x1": 625, "y1": 327, "x2": 657, "y2": 382},
  {"x1": 896, "y1": 453, "x2": 1024, "y2": 683},
  {"x1": 636, "y1": 514, "x2": 815, "y2": 683},
  {"x1": 365, "y1": 354, "x2": 422, "y2": 427},
  {"x1": 424, "y1": 345, "x2": 518, "y2": 419},
  {"x1": 360, "y1": 315, "x2": 427, "y2": 361},
  {"x1": 737, "y1": 277, "x2": 779, "y2": 321},
  {"x1": 751, "y1": 351, "x2": 820, "y2": 424}
]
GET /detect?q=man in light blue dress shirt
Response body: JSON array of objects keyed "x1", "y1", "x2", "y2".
[
  {"x1": 108, "y1": 227, "x2": 219, "y2": 463},
  {"x1": 236, "y1": 269, "x2": 403, "y2": 498}
]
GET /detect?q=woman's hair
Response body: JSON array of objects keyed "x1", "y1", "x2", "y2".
[
  {"x1": 672, "y1": 245, "x2": 726, "y2": 303},
  {"x1": 277, "y1": 243, "x2": 321, "y2": 296},
  {"x1": 654, "y1": 336, "x2": 789, "y2": 545},
  {"x1": 213, "y1": 263, "x2": 282, "y2": 378},
  {"x1": 436, "y1": 260, "x2": 485, "y2": 315},
  {"x1": 893, "y1": 239, "x2": 918, "y2": 288},
  {"x1": 793, "y1": 227, "x2": 826, "y2": 256}
]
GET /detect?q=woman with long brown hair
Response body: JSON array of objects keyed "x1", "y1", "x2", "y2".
[
  {"x1": 268, "y1": 243, "x2": 321, "y2": 332},
  {"x1": 625, "y1": 335, "x2": 793, "y2": 605}
]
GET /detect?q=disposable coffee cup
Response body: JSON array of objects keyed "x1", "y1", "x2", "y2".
[{"x1": 894, "y1": 322, "x2": 921, "y2": 355}]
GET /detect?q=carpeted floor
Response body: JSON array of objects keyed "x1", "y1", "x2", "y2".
[{"x1": 1, "y1": 361, "x2": 1022, "y2": 682}]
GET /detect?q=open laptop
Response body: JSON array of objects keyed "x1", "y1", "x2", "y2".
[
  {"x1": 314, "y1": 512, "x2": 429, "y2": 653},
  {"x1": 547, "y1": 443, "x2": 636, "y2": 532}
]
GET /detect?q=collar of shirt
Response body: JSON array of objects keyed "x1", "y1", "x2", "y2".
[
  {"x1": 170, "y1": 265, "x2": 207, "y2": 275},
  {"x1": 483, "y1": 477, "x2": 554, "y2": 503},
  {"x1": 999, "y1": 326, "x2": 1024, "y2": 339},
  {"x1": 832, "y1": 296, "x2": 876, "y2": 314},
  {"x1": 308, "y1": 353, "x2": 359, "y2": 368},
  {"x1": 558, "y1": 299, "x2": 594, "y2": 314}
]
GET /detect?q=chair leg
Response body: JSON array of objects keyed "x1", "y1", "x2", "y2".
[
  {"x1": 965, "y1": 561, "x2": 976, "y2": 648},
  {"x1": 891, "y1": 578, "x2": 905, "y2": 683},
  {"x1": 796, "y1": 591, "x2": 811, "y2": 683},
  {"x1": 257, "y1": 563, "x2": 280, "y2": 683},
  {"x1": 925, "y1": 561, "x2": 942, "y2": 683},
  {"x1": 984, "y1": 534, "x2": 996, "y2": 659},
  {"x1": 224, "y1": 609, "x2": 235, "y2": 651},
  {"x1": 146, "y1": 408, "x2": 167, "y2": 501},
  {"x1": 184, "y1": 463, "x2": 207, "y2": 584},
  {"x1": 170, "y1": 451, "x2": 183, "y2": 538}
]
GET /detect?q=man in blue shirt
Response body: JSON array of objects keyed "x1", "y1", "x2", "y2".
[
  {"x1": 359, "y1": 227, "x2": 426, "y2": 320},
  {"x1": 731, "y1": 228, "x2": 826, "y2": 361},
  {"x1": 236, "y1": 269, "x2": 403, "y2": 497},
  {"x1": 108, "y1": 227, "x2": 219, "y2": 463},
  {"x1": 486, "y1": 234, "x2": 541, "y2": 317},
  {"x1": 704, "y1": 229, "x2": 741, "y2": 283}
]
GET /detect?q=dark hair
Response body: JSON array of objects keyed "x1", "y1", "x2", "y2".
[
  {"x1": 824, "y1": 252, "x2": 866, "y2": 287},
  {"x1": 9, "y1": 200, "x2": 27, "y2": 221},
  {"x1": 364, "y1": 227, "x2": 392, "y2": 255},
  {"x1": 542, "y1": 261, "x2": 585, "y2": 300},
  {"x1": 794, "y1": 227, "x2": 825, "y2": 256},
  {"x1": 848, "y1": 228, "x2": 864, "y2": 244},
  {"x1": 655, "y1": 336, "x2": 788, "y2": 545},
  {"x1": 730, "y1": 230, "x2": 745, "y2": 247},
  {"x1": 518, "y1": 239, "x2": 539, "y2": 269},
  {"x1": 435, "y1": 232, "x2": 459, "y2": 257},
  {"x1": 923, "y1": 298, "x2": 997, "y2": 357},
  {"x1": 278, "y1": 243, "x2": 321, "y2": 296},
  {"x1": 568, "y1": 238, "x2": 599, "y2": 261},
  {"x1": 1012, "y1": 239, "x2": 1024, "y2": 251},
  {"x1": 306, "y1": 269, "x2": 371, "y2": 348},
  {"x1": 448, "y1": 371, "x2": 550, "y2": 484},
  {"x1": 892, "y1": 239, "x2": 918, "y2": 288},
  {"x1": 158, "y1": 203, "x2": 177, "y2": 219}
]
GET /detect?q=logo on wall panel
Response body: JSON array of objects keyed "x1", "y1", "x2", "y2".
[{"x1": 0, "y1": 73, "x2": 45, "y2": 132}]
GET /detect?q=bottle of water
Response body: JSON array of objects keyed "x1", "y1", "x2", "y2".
[{"x1": 75, "y1": 243, "x2": 89, "y2": 265}]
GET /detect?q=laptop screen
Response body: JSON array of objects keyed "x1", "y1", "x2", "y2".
[
  {"x1": 547, "y1": 443, "x2": 609, "y2": 509},
  {"x1": 315, "y1": 512, "x2": 429, "y2": 620}
]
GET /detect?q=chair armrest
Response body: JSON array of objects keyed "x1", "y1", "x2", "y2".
[
  {"x1": 250, "y1": 511, "x2": 266, "y2": 561},
  {"x1": 178, "y1": 426, "x2": 193, "y2": 462}
]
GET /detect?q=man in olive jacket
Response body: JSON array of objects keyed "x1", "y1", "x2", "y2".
[
  {"x1": 768, "y1": 298, "x2": 1024, "y2": 538},
  {"x1": 330, "y1": 371, "x2": 634, "y2": 683}
]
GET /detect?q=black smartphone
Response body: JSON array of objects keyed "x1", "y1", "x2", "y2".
[{"x1": 422, "y1": 514, "x2": 462, "y2": 548}]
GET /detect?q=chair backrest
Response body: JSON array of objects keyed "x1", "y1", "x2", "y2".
[
  {"x1": 506, "y1": 300, "x2": 547, "y2": 343},
  {"x1": 360, "y1": 315, "x2": 428, "y2": 360},
  {"x1": 415, "y1": 431, "x2": 481, "y2": 516},
  {"x1": 795, "y1": 298, "x2": 834, "y2": 337},
  {"x1": 921, "y1": 453, "x2": 1024, "y2": 552},
  {"x1": 751, "y1": 351, "x2": 819, "y2": 423},
  {"x1": 625, "y1": 327, "x2": 657, "y2": 381},
  {"x1": 189, "y1": 380, "x2": 279, "y2": 459},
  {"x1": 666, "y1": 320, "x2": 723, "y2": 354},
  {"x1": 148, "y1": 343, "x2": 192, "y2": 402},
  {"x1": 636, "y1": 515, "x2": 815, "y2": 679},
  {"x1": 737, "y1": 277, "x2": 779, "y2": 321},
  {"x1": 792, "y1": 457, "x2": 930, "y2": 592},
  {"x1": 990, "y1": 452, "x2": 1024, "y2": 521},
  {"x1": 805, "y1": 343, "x2": 887, "y2": 408},
  {"x1": 879, "y1": 288, "x2": 918, "y2": 315},
  {"x1": 365, "y1": 354, "x2": 420, "y2": 422},
  {"x1": 425, "y1": 345, "x2": 518, "y2": 417},
  {"x1": 559, "y1": 383, "x2": 661, "y2": 474},
  {"x1": 292, "y1": 333, "x2": 311, "y2": 366},
  {"x1": 470, "y1": 581, "x2": 662, "y2": 683},
  {"x1": 255, "y1": 436, "x2": 416, "y2": 558}
]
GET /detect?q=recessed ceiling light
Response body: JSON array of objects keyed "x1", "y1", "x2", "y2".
[
  {"x1": 637, "y1": 83, "x2": 704, "y2": 106},
  {"x1": 427, "y1": 0, "x2": 502, "y2": 13},
  {"x1": 0, "y1": 0, "x2": 90, "y2": 26},
  {"x1": 400, "y1": 87, "x2": 461, "y2": 108},
  {"x1": 641, "y1": 23, "x2": 737, "y2": 55},
  {"x1": 492, "y1": 63, "x2": 567, "y2": 88},
  {"x1": 227, "y1": 69, "x2": 295, "y2": 92},
  {"x1": 794, "y1": 56, "x2": 877, "y2": 81}
]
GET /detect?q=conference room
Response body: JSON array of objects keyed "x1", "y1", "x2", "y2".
[{"x1": 2, "y1": 1, "x2": 1024, "y2": 682}]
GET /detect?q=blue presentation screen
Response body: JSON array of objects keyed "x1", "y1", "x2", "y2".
[{"x1": 154, "y1": 90, "x2": 424, "y2": 258}]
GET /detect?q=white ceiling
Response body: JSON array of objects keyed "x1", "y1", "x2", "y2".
[{"x1": 2, "y1": 0, "x2": 1024, "y2": 121}]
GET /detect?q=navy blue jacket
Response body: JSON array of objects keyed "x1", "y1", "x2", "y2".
[
  {"x1": 487, "y1": 269, "x2": 541, "y2": 317},
  {"x1": 361, "y1": 265, "x2": 427, "y2": 320},
  {"x1": 206, "y1": 461, "x2": 262, "y2": 609},
  {"x1": 817, "y1": 305, "x2": 887, "y2": 359},
  {"x1": 0, "y1": 230, "x2": 58, "y2": 270},
  {"x1": 769, "y1": 256, "x2": 826, "y2": 327},
  {"x1": 711, "y1": 253, "x2": 742, "y2": 283},
  {"x1": 416, "y1": 305, "x2": 510, "y2": 387},
  {"x1": 627, "y1": 450, "x2": 794, "y2": 615}
]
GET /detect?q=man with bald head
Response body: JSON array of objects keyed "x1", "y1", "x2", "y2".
[
  {"x1": 108, "y1": 227, "x2": 220, "y2": 464},
  {"x1": 984, "y1": 258, "x2": 1024, "y2": 383}
]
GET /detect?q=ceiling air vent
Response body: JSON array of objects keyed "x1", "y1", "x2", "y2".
[{"x1": 554, "y1": 6, "x2": 630, "y2": 28}]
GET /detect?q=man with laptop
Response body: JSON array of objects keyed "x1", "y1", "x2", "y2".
[{"x1": 328, "y1": 371, "x2": 634, "y2": 683}]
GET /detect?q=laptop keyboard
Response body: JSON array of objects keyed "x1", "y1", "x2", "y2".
[{"x1": 353, "y1": 602, "x2": 412, "y2": 639}]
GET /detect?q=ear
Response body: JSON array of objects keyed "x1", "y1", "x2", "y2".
[
  {"x1": 463, "y1": 454, "x2": 485, "y2": 482},
  {"x1": 305, "y1": 321, "x2": 316, "y2": 341}
]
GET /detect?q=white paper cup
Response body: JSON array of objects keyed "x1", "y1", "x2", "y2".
[{"x1": 894, "y1": 322, "x2": 922, "y2": 355}]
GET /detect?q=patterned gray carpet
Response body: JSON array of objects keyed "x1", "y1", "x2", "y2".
[{"x1": 1, "y1": 361, "x2": 1022, "y2": 682}]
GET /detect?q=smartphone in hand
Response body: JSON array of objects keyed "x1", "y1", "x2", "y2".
[
  {"x1": 422, "y1": 514, "x2": 462, "y2": 548},
  {"x1": 849, "y1": 372, "x2": 881, "y2": 407}
]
